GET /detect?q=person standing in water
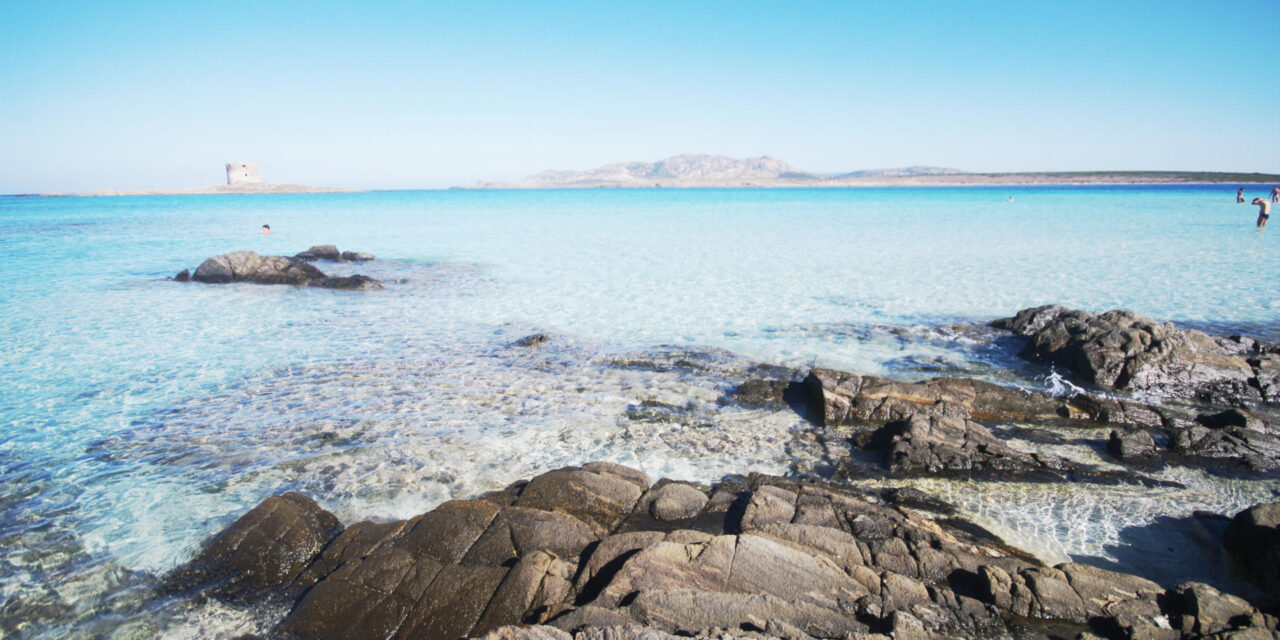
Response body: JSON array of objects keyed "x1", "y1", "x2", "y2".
[
  {"x1": 1271, "y1": 186, "x2": 1278, "y2": 203},
  {"x1": 1254, "y1": 198, "x2": 1271, "y2": 228},
  {"x1": 1237, "y1": 187, "x2": 1246, "y2": 203}
]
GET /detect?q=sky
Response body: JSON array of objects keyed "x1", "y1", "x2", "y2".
[{"x1": 2, "y1": 0, "x2": 1278, "y2": 192}]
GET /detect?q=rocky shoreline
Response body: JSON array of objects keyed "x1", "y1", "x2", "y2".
[{"x1": 168, "y1": 306, "x2": 1280, "y2": 639}]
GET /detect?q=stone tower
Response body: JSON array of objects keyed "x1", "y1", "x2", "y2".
[{"x1": 226, "y1": 162, "x2": 262, "y2": 185}]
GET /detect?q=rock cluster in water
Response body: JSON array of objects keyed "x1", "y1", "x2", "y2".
[
  {"x1": 992, "y1": 305, "x2": 1280, "y2": 406},
  {"x1": 171, "y1": 306, "x2": 1280, "y2": 639},
  {"x1": 173, "y1": 245, "x2": 381, "y2": 290},
  {"x1": 988, "y1": 306, "x2": 1280, "y2": 473}
]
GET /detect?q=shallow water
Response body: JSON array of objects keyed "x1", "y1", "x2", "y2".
[{"x1": 1, "y1": 186, "x2": 1277, "y2": 637}]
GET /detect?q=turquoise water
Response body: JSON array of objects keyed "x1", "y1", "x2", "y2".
[{"x1": 1, "y1": 186, "x2": 1278, "y2": 637}]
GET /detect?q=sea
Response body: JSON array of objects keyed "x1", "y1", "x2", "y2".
[{"x1": 1, "y1": 185, "x2": 1278, "y2": 637}]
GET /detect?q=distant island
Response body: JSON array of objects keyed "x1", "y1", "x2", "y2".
[
  {"x1": 473, "y1": 153, "x2": 1280, "y2": 189},
  {"x1": 53, "y1": 162, "x2": 356, "y2": 197}
]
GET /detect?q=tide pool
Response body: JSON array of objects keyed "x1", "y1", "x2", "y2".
[{"x1": 0, "y1": 186, "x2": 1277, "y2": 637}]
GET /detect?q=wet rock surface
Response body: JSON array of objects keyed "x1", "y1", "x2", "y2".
[
  {"x1": 180, "y1": 249, "x2": 382, "y2": 289},
  {"x1": 802, "y1": 368, "x2": 1071, "y2": 427},
  {"x1": 166, "y1": 493, "x2": 342, "y2": 604},
  {"x1": 865, "y1": 413, "x2": 1158, "y2": 485},
  {"x1": 172, "y1": 465, "x2": 1280, "y2": 640},
  {"x1": 804, "y1": 361, "x2": 1280, "y2": 474},
  {"x1": 993, "y1": 305, "x2": 1270, "y2": 407},
  {"x1": 294, "y1": 245, "x2": 376, "y2": 262}
]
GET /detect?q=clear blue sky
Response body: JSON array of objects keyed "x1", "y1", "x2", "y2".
[{"x1": 2, "y1": 1, "x2": 1278, "y2": 192}]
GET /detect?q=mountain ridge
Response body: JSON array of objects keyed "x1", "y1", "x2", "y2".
[
  {"x1": 483, "y1": 154, "x2": 965, "y2": 188},
  {"x1": 470, "y1": 154, "x2": 1280, "y2": 189}
]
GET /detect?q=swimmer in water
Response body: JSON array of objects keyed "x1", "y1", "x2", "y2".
[
  {"x1": 261, "y1": 224, "x2": 271, "y2": 235},
  {"x1": 1237, "y1": 187, "x2": 1246, "y2": 203},
  {"x1": 1253, "y1": 198, "x2": 1271, "y2": 228},
  {"x1": 1271, "y1": 186, "x2": 1278, "y2": 203}
]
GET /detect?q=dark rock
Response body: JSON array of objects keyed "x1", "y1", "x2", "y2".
[
  {"x1": 295, "y1": 244, "x2": 341, "y2": 260},
  {"x1": 1252, "y1": 355, "x2": 1280, "y2": 405},
  {"x1": 1068, "y1": 393, "x2": 1195, "y2": 430},
  {"x1": 805, "y1": 365, "x2": 1218, "y2": 441},
  {"x1": 1172, "y1": 582, "x2": 1258, "y2": 637},
  {"x1": 395, "y1": 499, "x2": 502, "y2": 564},
  {"x1": 869, "y1": 413, "x2": 1148, "y2": 484},
  {"x1": 803, "y1": 368, "x2": 1071, "y2": 427},
  {"x1": 173, "y1": 268, "x2": 190, "y2": 282},
  {"x1": 1171, "y1": 421, "x2": 1280, "y2": 472},
  {"x1": 734, "y1": 378, "x2": 794, "y2": 409},
  {"x1": 874, "y1": 413, "x2": 1034, "y2": 475},
  {"x1": 1197, "y1": 409, "x2": 1270, "y2": 433},
  {"x1": 186, "y1": 250, "x2": 383, "y2": 290},
  {"x1": 1108, "y1": 429, "x2": 1159, "y2": 461},
  {"x1": 515, "y1": 333, "x2": 552, "y2": 348},
  {"x1": 1223, "y1": 502, "x2": 1280, "y2": 595},
  {"x1": 881, "y1": 487, "x2": 957, "y2": 516},
  {"x1": 990, "y1": 304, "x2": 1073, "y2": 335},
  {"x1": 995, "y1": 305, "x2": 1262, "y2": 406},
  {"x1": 281, "y1": 547, "x2": 445, "y2": 640},
  {"x1": 167, "y1": 492, "x2": 341, "y2": 604},
  {"x1": 340, "y1": 251, "x2": 375, "y2": 262},
  {"x1": 193, "y1": 251, "x2": 325, "y2": 285},
  {"x1": 318, "y1": 274, "x2": 383, "y2": 290}
]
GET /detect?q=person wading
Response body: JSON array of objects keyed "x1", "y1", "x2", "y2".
[{"x1": 1253, "y1": 198, "x2": 1271, "y2": 228}]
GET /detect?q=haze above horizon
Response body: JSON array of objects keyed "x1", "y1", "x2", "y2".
[{"x1": 3, "y1": 1, "x2": 1278, "y2": 193}]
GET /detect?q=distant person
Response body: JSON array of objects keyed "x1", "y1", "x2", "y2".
[
  {"x1": 1237, "y1": 187, "x2": 1246, "y2": 203},
  {"x1": 1008, "y1": 196, "x2": 1014, "y2": 202},
  {"x1": 1271, "y1": 186, "x2": 1278, "y2": 203},
  {"x1": 1254, "y1": 198, "x2": 1271, "y2": 228},
  {"x1": 261, "y1": 224, "x2": 271, "y2": 235}
]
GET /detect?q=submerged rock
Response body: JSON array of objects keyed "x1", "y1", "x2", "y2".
[
  {"x1": 341, "y1": 250, "x2": 375, "y2": 262},
  {"x1": 1108, "y1": 429, "x2": 1160, "y2": 463},
  {"x1": 802, "y1": 368, "x2": 1073, "y2": 427},
  {"x1": 294, "y1": 245, "x2": 340, "y2": 260},
  {"x1": 170, "y1": 463, "x2": 1280, "y2": 640},
  {"x1": 868, "y1": 413, "x2": 1158, "y2": 484},
  {"x1": 993, "y1": 305, "x2": 1266, "y2": 406},
  {"x1": 515, "y1": 333, "x2": 552, "y2": 348},
  {"x1": 180, "y1": 249, "x2": 382, "y2": 289},
  {"x1": 293, "y1": 245, "x2": 376, "y2": 261}
]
